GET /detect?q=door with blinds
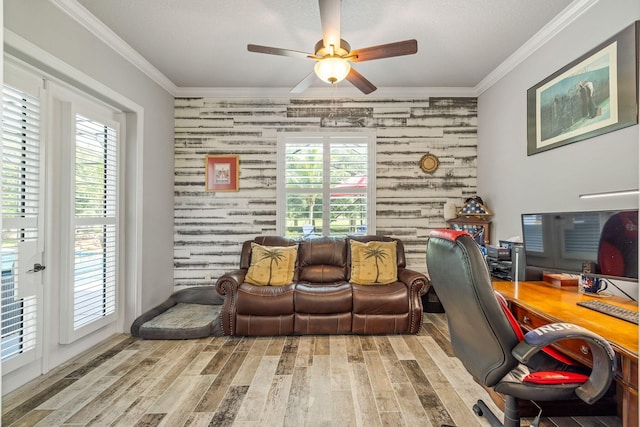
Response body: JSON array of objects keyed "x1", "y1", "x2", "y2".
[
  {"x1": 2, "y1": 61, "x2": 123, "y2": 381},
  {"x1": 58, "y1": 105, "x2": 120, "y2": 345},
  {"x1": 1, "y1": 63, "x2": 45, "y2": 373}
]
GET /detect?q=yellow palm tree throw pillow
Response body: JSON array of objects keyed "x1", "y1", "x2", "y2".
[
  {"x1": 245, "y1": 243, "x2": 298, "y2": 286},
  {"x1": 350, "y1": 240, "x2": 398, "y2": 285}
]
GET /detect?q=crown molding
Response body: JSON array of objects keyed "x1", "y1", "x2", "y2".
[
  {"x1": 474, "y1": 0, "x2": 600, "y2": 95},
  {"x1": 50, "y1": 0, "x2": 598, "y2": 100},
  {"x1": 4, "y1": 29, "x2": 145, "y2": 113},
  {"x1": 174, "y1": 85, "x2": 477, "y2": 99},
  {"x1": 49, "y1": 0, "x2": 178, "y2": 96}
]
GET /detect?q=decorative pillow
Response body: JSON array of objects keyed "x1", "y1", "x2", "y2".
[
  {"x1": 245, "y1": 243, "x2": 298, "y2": 286},
  {"x1": 350, "y1": 240, "x2": 398, "y2": 285}
]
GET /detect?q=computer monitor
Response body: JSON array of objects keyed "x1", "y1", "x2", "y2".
[{"x1": 521, "y1": 209, "x2": 638, "y2": 282}]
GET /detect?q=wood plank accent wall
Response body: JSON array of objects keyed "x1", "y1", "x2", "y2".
[{"x1": 174, "y1": 97, "x2": 477, "y2": 288}]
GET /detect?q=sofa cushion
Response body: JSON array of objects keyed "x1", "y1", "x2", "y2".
[
  {"x1": 236, "y1": 314, "x2": 294, "y2": 336},
  {"x1": 348, "y1": 235, "x2": 406, "y2": 269},
  {"x1": 245, "y1": 243, "x2": 298, "y2": 286},
  {"x1": 236, "y1": 283, "x2": 295, "y2": 315},
  {"x1": 294, "y1": 312, "x2": 352, "y2": 334},
  {"x1": 240, "y1": 236, "x2": 298, "y2": 270},
  {"x1": 295, "y1": 282, "x2": 352, "y2": 313},
  {"x1": 298, "y1": 265, "x2": 346, "y2": 283},
  {"x1": 352, "y1": 281, "x2": 409, "y2": 314},
  {"x1": 349, "y1": 240, "x2": 398, "y2": 285},
  {"x1": 298, "y1": 236, "x2": 347, "y2": 282},
  {"x1": 352, "y1": 313, "x2": 410, "y2": 334}
]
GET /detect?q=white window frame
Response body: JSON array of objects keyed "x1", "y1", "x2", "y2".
[
  {"x1": 276, "y1": 132, "x2": 376, "y2": 237},
  {"x1": 53, "y1": 85, "x2": 124, "y2": 345}
]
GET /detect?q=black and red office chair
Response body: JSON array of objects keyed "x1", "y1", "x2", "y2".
[{"x1": 425, "y1": 229, "x2": 616, "y2": 427}]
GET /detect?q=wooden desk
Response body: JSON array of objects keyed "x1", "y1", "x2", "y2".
[{"x1": 493, "y1": 281, "x2": 638, "y2": 427}]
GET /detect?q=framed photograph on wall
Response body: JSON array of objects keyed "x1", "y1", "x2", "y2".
[
  {"x1": 527, "y1": 20, "x2": 639, "y2": 155},
  {"x1": 205, "y1": 155, "x2": 239, "y2": 192}
]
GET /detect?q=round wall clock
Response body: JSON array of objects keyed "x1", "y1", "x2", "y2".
[{"x1": 419, "y1": 153, "x2": 439, "y2": 174}]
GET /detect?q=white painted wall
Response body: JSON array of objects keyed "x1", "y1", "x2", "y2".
[
  {"x1": 478, "y1": 0, "x2": 640, "y2": 296},
  {"x1": 4, "y1": 0, "x2": 175, "y2": 313}
]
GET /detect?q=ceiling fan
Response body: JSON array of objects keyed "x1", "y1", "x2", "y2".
[{"x1": 247, "y1": 0, "x2": 418, "y2": 95}]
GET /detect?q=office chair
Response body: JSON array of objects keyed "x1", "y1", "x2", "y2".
[{"x1": 425, "y1": 229, "x2": 616, "y2": 427}]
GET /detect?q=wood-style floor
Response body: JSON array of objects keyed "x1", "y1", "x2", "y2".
[{"x1": 2, "y1": 314, "x2": 623, "y2": 427}]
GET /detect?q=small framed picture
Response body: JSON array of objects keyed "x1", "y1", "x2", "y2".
[{"x1": 205, "y1": 155, "x2": 239, "y2": 192}]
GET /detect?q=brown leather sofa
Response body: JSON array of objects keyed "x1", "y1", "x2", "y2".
[{"x1": 215, "y1": 235, "x2": 430, "y2": 336}]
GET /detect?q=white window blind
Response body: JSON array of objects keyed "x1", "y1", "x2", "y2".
[
  {"x1": 279, "y1": 134, "x2": 374, "y2": 237},
  {"x1": 1, "y1": 84, "x2": 40, "y2": 362},
  {"x1": 561, "y1": 213, "x2": 601, "y2": 259},
  {"x1": 71, "y1": 115, "x2": 117, "y2": 331},
  {"x1": 522, "y1": 214, "x2": 544, "y2": 253},
  {"x1": 563, "y1": 214, "x2": 601, "y2": 252}
]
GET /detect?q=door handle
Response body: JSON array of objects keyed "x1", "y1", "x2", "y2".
[{"x1": 27, "y1": 263, "x2": 46, "y2": 273}]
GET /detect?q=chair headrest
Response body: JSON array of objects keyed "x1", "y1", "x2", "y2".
[{"x1": 429, "y1": 229, "x2": 470, "y2": 242}]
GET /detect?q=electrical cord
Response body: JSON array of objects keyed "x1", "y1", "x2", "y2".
[
  {"x1": 569, "y1": 274, "x2": 637, "y2": 301},
  {"x1": 603, "y1": 278, "x2": 637, "y2": 301}
]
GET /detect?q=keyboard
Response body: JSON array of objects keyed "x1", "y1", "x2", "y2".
[{"x1": 576, "y1": 300, "x2": 639, "y2": 325}]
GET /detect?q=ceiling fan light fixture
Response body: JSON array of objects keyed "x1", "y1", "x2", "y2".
[
  {"x1": 247, "y1": 3, "x2": 416, "y2": 94},
  {"x1": 314, "y1": 57, "x2": 351, "y2": 84}
]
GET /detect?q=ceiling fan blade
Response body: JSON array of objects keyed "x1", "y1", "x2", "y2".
[
  {"x1": 247, "y1": 44, "x2": 312, "y2": 60},
  {"x1": 346, "y1": 67, "x2": 376, "y2": 94},
  {"x1": 319, "y1": 0, "x2": 341, "y2": 50},
  {"x1": 290, "y1": 72, "x2": 317, "y2": 94},
  {"x1": 350, "y1": 39, "x2": 418, "y2": 62}
]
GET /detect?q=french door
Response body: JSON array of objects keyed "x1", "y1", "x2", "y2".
[
  {"x1": 1, "y1": 59, "x2": 123, "y2": 383},
  {"x1": 1, "y1": 62, "x2": 45, "y2": 373}
]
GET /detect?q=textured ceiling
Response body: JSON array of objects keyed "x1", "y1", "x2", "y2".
[{"x1": 75, "y1": 0, "x2": 575, "y2": 91}]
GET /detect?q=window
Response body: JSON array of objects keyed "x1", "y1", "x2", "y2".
[
  {"x1": 522, "y1": 214, "x2": 544, "y2": 253},
  {"x1": 71, "y1": 116, "x2": 118, "y2": 329},
  {"x1": 277, "y1": 133, "x2": 375, "y2": 237},
  {"x1": 561, "y1": 213, "x2": 601, "y2": 260}
]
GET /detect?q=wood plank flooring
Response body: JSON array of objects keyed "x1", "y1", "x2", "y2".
[{"x1": 2, "y1": 314, "x2": 623, "y2": 427}]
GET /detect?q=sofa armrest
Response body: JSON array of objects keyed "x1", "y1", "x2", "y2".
[
  {"x1": 398, "y1": 268, "x2": 430, "y2": 296},
  {"x1": 398, "y1": 268, "x2": 430, "y2": 333},
  {"x1": 215, "y1": 270, "x2": 246, "y2": 335},
  {"x1": 215, "y1": 269, "x2": 246, "y2": 296}
]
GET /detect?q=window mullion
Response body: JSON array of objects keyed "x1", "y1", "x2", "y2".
[{"x1": 322, "y1": 137, "x2": 331, "y2": 236}]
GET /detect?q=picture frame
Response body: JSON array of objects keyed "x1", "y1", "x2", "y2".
[
  {"x1": 526, "y1": 21, "x2": 639, "y2": 156},
  {"x1": 205, "y1": 155, "x2": 239, "y2": 192}
]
